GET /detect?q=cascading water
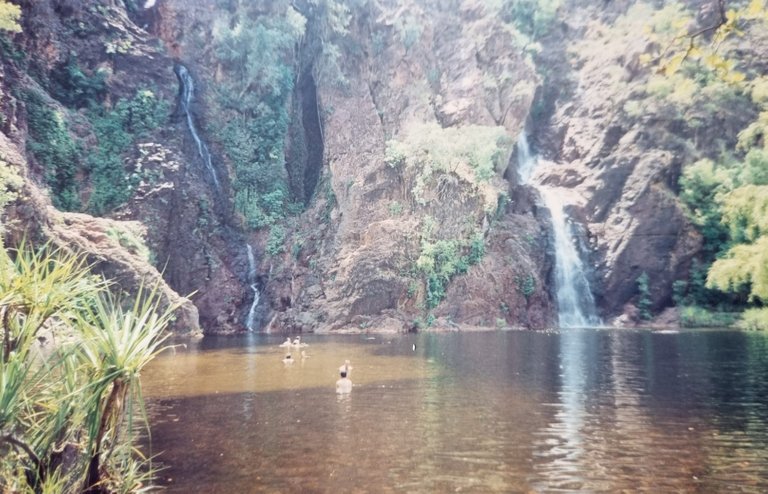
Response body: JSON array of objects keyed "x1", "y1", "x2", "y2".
[
  {"x1": 517, "y1": 133, "x2": 601, "y2": 328},
  {"x1": 245, "y1": 244, "x2": 260, "y2": 332},
  {"x1": 176, "y1": 65, "x2": 221, "y2": 190}
]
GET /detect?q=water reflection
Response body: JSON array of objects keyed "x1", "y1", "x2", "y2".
[{"x1": 143, "y1": 330, "x2": 768, "y2": 493}]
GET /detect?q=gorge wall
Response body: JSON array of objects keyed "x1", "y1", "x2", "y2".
[{"x1": 2, "y1": 0, "x2": 754, "y2": 332}]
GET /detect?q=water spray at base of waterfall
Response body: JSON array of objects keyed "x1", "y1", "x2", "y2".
[{"x1": 517, "y1": 133, "x2": 601, "y2": 328}]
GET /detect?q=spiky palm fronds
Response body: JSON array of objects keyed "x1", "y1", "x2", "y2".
[
  {"x1": 1, "y1": 241, "x2": 177, "y2": 493},
  {"x1": 76, "y1": 283, "x2": 180, "y2": 493}
]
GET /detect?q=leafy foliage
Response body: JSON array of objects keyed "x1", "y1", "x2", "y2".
[
  {"x1": 0, "y1": 160, "x2": 22, "y2": 237},
  {"x1": 500, "y1": 0, "x2": 561, "y2": 41},
  {"x1": 636, "y1": 272, "x2": 652, "y2": 320},
  {"x1": 0, "y1": 242, "x2": 178, "y2": 492},
  {"x1": 86, "y1": 89, "x2": 169, "y2": 215},
  {"x1": 24, "y1": 86, "x2": 167, "y2": 216},
  {"x1": 708, "y1": 234, "x2": 768, "y2": 303},
  {"x1": 645, "y1": 0, "x2": 767, "y2": 79},
  {"x1": 49, "y1": 55, "x2": 107, "y2": 108},
  {"x1": 105, "y1": 225, "x2": 152, "y2": 262},
  {"x1": 394, "y1": 13, "x2": 422, "y2": 51},
  {"x1": 679, "y1": 305, "x2": 739, "y2": 328},
  {"x1": 415, "y1": 219, "x2": 485, "y2": 310},
  {"x1": 386, "y1": 122, "x2": 512, "y2": 206},
  {"x1": 515, "y1": 273, "x2": 535, "y2": 300},
  {"x1": 0, "y1": 0, "x2": 21, "y2": 33},
  {"x1": 23, "y1": 90, "x2": 82, "y2": 211},
  {"x1": 650, "y1": 1, "x2": 768, "y2": 316},
  {"x1": 628, "y1": 1, "x2": 765, "y2": 143},
  {"x1": 737, "y1": 307, "x2": 768, "y2": 330},
  {"x1": 266, "y1": 224, "x2": 287, "y2": 257},
  {"x1": 210, "y1": 2, "x2": 305, "y2": 228},
  {"x1": 678, "y1": 159, "x2": 731, "y2": 256}
]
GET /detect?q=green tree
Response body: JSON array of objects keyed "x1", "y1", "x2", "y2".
[
  {"x1": 0, "y1": 0, "x2": 21, "y2": 33},
  {"x1": 678, "y1": 159, "x2": 732, "y2": 256},
  {"x1": 211, "y1": 2, "x2": 305, "y2": 227},
  {"x1": 707, "y1": 185, "x2": 768, "y2": 302}
]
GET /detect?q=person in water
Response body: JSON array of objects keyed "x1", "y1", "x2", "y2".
[
  {"x1": 338, "y1": 359, "x2": 353, "y2": 376},
  {"x1": 282, "y1": 353, "x2": 294, "y2": 364},
  {"x1": 336, "y1": 371, "x2": 352, "y2": 394}
]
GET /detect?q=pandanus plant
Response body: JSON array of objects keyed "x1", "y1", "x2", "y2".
[
  {"x1": 0, "y1": 241, "x2": 180, "y2": 493},
  {"x1": 77, "y1": 284, "x2": 178, "y2": 493},
  {"x1": 0, "y1": 242, "x2": 101, "y2": 491}
]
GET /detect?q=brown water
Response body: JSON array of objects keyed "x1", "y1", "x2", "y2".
[{"x1": 142, "y1": 329, "x2": 768, "y2": 493}]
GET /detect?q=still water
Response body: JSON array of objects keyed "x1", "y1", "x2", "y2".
[{"x1": 142, "y1": 329, "x2": 768, "y2": 493}]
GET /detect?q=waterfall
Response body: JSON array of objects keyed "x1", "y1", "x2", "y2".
[
  {"x1": 176, "y1": 65, "x2": 221, "y2": 190},
  {"x1": 245, "y1": 244, "x2": 260, "y2": 332},
  {"x1": 517, "y1": 133, "x2": 601, "y2": 328},
  {"x1": 246, "y1": 285, "x2": 260, "y2": 332}
]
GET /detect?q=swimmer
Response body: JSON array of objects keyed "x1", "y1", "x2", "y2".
[
  {"x1": 301, "y1": 350, "x2": 309, "y2": 359},
  {"x1": 282, "y1": 353, "x2": 294, "y2": 364},
  {"x1": 336, "y1": 370, "x2": 352, "y2": 394},
  {"x1": 338, "y1": 359, "x2": 352, "y2": 376},
  {"x1": 279, "y1": 337, "x2": 292, "y2": 348},
  {"x1": 293, "y1": 335, "x2": 308, "y2": 348}
]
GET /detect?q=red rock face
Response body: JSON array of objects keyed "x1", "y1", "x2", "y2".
[
  {"x1": 17, "y1": 0, "x2": 726, "y2": 332},
  {"x1": 259, "y1": 0, "x2": 556, "y2": 332},
  {"x1": 527, "y1": 0, "x2": 748, "y2": 324}
]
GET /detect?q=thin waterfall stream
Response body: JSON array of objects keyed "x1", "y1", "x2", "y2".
[
  {"x1": 245, "y1": 244, "x2": 260, "y2": 332},
  {"x1": 517, "y1": 133, "x2": 601, "y2": 327},
  {"x1": 176, "y1": 65, "x2": 221, "y2": 190}
]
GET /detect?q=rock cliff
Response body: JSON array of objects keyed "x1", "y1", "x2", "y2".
[{"x1": 3, "y1": 0, "x2": 746, "y2": 332}]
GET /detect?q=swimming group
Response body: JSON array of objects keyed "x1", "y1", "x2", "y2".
[{"x1": 278, "y1": 336, "x2": 353, "y2": 394}]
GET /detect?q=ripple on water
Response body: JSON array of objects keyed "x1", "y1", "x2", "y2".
[{"x1": 142, "y1": 331, "x2": 768, "y2": 493}]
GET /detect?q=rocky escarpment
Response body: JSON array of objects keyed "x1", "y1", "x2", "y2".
[
  {"x1": 529, "y1": 0, "x2": 761, "y2": 323},
  {"x1": 1, "y1": 0, "x2": 252, "y2": 333},
  {"x1": 144, "y1": 0, "x2": 558, "y2": 332},
  {"x1": 264, "y1": 0, "x2": 557, "y2": 331},
  {"x1": 7, "y1": 0, "x2": 738, "y2": 332},
  {"x1": 0, "y1": 133, "x2": 199, "y2": 333}
]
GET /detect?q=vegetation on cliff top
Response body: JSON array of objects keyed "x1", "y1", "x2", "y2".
[{"x1": 385, "y1": 122, "x2": 512, "y2": 208}]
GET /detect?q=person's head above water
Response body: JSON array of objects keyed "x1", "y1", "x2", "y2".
[{"x1": 340, "y1": 371, "x2": 347, "y2": 378}]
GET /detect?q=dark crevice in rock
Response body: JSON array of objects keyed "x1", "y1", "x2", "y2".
[
  {"x1": 286, "y1": 70, "x2": 324, "y2": 206},
  {"x1": 367, "y1": 80, "x2": 386, "y2": 132},
  {"x1": 300, "y1": 72, "x2": 324, "y2": 205}
]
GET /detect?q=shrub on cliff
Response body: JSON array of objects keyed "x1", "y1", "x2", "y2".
[
  {"x1": 0, "y1": 160, "x2": 22, "y2": 236},
  {"x1": 23, "y1": 89, "x2": 82, "y2": 211},
  {"x1": 86, "y1": 89, "x2": 169, "y2": 215},
  {"x1": 500, "y1": 0, "x2": 561, "y2": 41},
  {"x1": 385, "y1": 122, "x2": 512, "y2": 206}
]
